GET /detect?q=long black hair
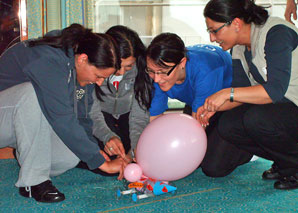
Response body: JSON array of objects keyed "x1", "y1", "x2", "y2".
[
  {"x1": 28, "y1": 23, "x2": 121, "y2": 70},
  {"x1": 96, "y1": 25, "x2": 152, "y2": 110},
  {"x1": 146, "y1": 33, "x2": 186, "y2": 69},
  {"x1": 204, "y1": 0, "x2": 269, "y2": 25}
]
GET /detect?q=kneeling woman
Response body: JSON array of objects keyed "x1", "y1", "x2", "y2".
[
  {"x1": 0, "y1": 24, "x2": 125, "y2": 203},
  {"x1": 146, "y1": 33, "x2": 252, "y2": 177},
  {"x1": 90, "y1": 26, "x2": 152, "y2": 162},
  {"x1": 203, "y1": 0, "x2": 298, "y2": 190}
]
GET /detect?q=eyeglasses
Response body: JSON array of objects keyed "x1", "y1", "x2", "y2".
[
  {"x1": 207, "y1": 21, "x2": 232, "y2": 34},
  {"x1": 145, "y1": 63, "x2": 178, "y2": 76}
]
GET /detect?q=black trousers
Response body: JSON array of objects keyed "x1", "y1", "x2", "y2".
[
  {"x1": 183, "y1": 105, "x2": 253, "y2": 177},
  {"x1": 217, "y1": 103, "x2": 298, "y2": 177},
  {"x1": 97, "y1": 111, "x2": 131, "y2": 154}
]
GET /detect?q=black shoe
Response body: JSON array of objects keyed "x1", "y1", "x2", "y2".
[
  {"x1": 19, "y1": 180, "x2": 65, "y2": 203},
  {"x1": 274, "y1": 174, "x2": 298, "y2": 190},
  {"x1": 262, "y1": 164, "x2": 281, "y2": 180}
]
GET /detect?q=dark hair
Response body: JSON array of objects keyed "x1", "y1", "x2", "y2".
[
  {"x1": 204, "y1": 0, "x2": 269, "y2": 25},
  {"x1": 96, "y1": 25, "x2": 152, "y2": 110},
  {"x1": 146, "y1": 33, "x2": 186, "y2": 69},
  {"x1": 28, "y1": 23, "x2": 121, "y2": 70}
]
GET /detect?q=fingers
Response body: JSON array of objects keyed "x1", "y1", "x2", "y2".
[
  {"x1": 100, "y1": 150, "x2": 111, "y2": 162},
  {"x1": 285, "y1": 13, "x2": 295, "y2": 24},
  {"x1": 99, "y1": 157, "x2": 125, "y2": 178},
  {"x1": 206, "y1": 104, "x2": 212, "y2": 111},
  {"x1": 104, "y1": 144, "x2": 117, "y2": 157},
  {"x1": 294, "y1": 11, "x2": 297, "y2": 21},
  {"x1": 285, "y1": 13, "x2": 294, "y2": 23},
  {"x1": 199, "y1": 114, "x2": 209, "y2": 128},
  {"x1": 117, "y1": 143, "x2": 126, "y2": 159},
  {"x1": 204, "y1": 101, "x2": 217, "y2": 112},
  {"x1": 203, "y1": 100, "x2": 215, "y2": 112},
  {"x1": 111, "y1": 144, "x2": 122, "y2": 157},
  {"x1": 105, "y1": 138, "x2": 126, "y2": 158},
  {"x1": 285, "y1": 8, "x2": 297, "y2": 24},
  {"x1": 122, "y1": 154, "x2": 133, "y2": 164},
  {"x1": 285, "y1": 11, "x2": 291, "y2": 22},
  {"x1": 197, "y1": 110, "x2": 217, "y2": 129},
  {"x1": 104, "y1": 145, "x2": 114, "y2": 156},
  {"x1": 196, "y1": 110, "x2": 209, "y2": 128},
  {"x1": 203, "y1": 101, "x2": 209, "y2": 112},
  {"x1": 115, "y1": 157, "x2": 129, "y2": 180}
]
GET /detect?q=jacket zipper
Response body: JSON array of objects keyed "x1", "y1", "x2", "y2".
[{"x1": 113, "y1": 83, "x2": 119, "y2": 114}]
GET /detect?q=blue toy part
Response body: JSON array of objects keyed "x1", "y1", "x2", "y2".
[
  {"x1": 153, "y1": 181, "x2": 177, "y2": 196},
  {"x1": 116, "y1": 189, "x2": 121, "y2": 198},
  {"x1": 132, "y1": 192, "x2": 154, "y2": 201},
  {"x1": 132, "y1": 193, "x2": 138, "y2": 202}
]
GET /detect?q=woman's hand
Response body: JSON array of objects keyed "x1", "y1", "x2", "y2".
[
  {"x1": 104, "y1": 136, "x2": 126, "y2": 158},
  {"x1": 99, "y1": 150, "x2": 127, "y2": 180},
  {"x1": 195, "y1": 106, "x2": 216, "y2": 128},
  {"x1": 285, "y1": 0, "x2": 297, "y2": 24},
  {"x1": 122, "y1": 152, "x2": 134, "y2": 164},
  {"x1": 203, "y1": 88, "x2": 230, "y2": 112}
]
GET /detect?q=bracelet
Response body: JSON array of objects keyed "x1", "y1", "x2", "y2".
[{"x1": 230, "y1": 88, "x2": 234, "y2": 102}]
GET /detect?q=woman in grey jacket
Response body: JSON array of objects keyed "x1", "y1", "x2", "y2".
[
  {"x1": 0, "y1": 24, "x2": 126, "y2": 203},
  {"x1": 202, "y1": 0, "x2": 298, "y2": 190},
  {"x1": 90, "y1": 26, "x2": 152, "y2": 163}
]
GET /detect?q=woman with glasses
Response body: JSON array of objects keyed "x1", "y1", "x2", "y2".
[
  {"x1": 146, "y1": 32, "x2": 253, "y2": 177},
  {"x1": 88, "y1": 26, "x2": 152, "y2": 169},
  {"x1": 203, "y1": 0, "x2": 298, "y2": 190}
]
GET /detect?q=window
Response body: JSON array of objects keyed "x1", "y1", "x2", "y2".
[{"x1": 94, "y1": 0, "x2": 292, "y2": 46}]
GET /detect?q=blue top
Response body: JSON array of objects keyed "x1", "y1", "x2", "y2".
[
  {"x1": 0, "y1": 36, "x2": 105, "y2": 169},
  {"x1": 149, "y1": 44, "x2": 233, "y2": 116}
]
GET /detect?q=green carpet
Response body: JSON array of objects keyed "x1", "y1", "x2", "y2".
[{"x1": 0, "y1": 158, "x2": 297, "y2": 212}]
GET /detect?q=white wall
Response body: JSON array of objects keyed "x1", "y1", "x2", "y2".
[{"x1": 94, "y1": 0, "x2": 293, "y2": 46}]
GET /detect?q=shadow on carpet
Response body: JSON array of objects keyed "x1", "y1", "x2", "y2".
[{"x1": 0, "y1": 158, "x2": 297, "y2": 212}]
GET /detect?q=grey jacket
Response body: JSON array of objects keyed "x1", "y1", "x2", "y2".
[
  {"x1": 90, "y1": 65, "x2": 149, "y2": 150},
  {"x1": 0, "y1": 40, "x2": 105, "y2": 170}
]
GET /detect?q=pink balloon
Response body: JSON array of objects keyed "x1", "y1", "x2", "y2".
[
  {"x1": 136, "y1": 113, "x2": 207, "y2": 181},
  {"x1": 124, "y1": 163, "x2": 143, "y2": 182}
]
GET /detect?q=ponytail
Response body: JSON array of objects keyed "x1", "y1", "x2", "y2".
[
  {"x1": 242, "y1": 0, "x2": 269, "y2": 24},
  {"x1": 28, "y1": 23, "x2": 120, "y2": 70},
  {"x1": 28, "y1": 24, "x2": 90, "y2": 55},
  {"x1": 204, "y1": 0, "x2": 269, "y2": 25}
]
